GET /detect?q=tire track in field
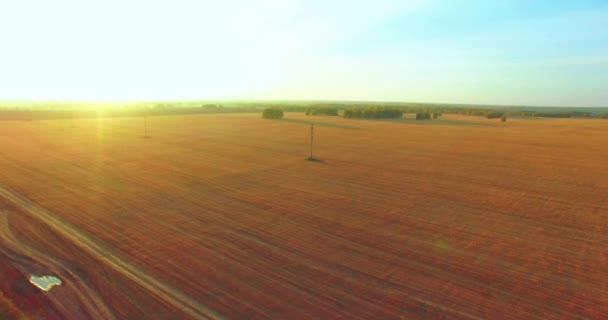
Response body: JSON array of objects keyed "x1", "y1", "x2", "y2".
[
  {"x1": 0, "y1": 212, "x2": 117, "y2": 320},
  {"x1": 0, "y1": 184, "x2": 223, "y2": 320},
  {"x1": 226, "y1": 229, "x2": 488, "y2": 320}
]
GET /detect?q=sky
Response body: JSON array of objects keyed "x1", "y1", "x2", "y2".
[{"x1": 0, "y1": 0, "x2": 607, "y2": 106}]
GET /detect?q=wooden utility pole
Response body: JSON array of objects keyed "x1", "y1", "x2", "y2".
[
  {"x1": 308, "y1": 123, "x2": 314, "y2": 160},
  {"x1": 144, "y1": 113, "x2": 148, "y2": 137}
]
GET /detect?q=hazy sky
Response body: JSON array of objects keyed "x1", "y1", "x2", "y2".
[{"x1": 1, "y1": 0, "x2": 607, "y2": 106}]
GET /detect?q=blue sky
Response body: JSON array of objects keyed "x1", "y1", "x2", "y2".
[{"x1": 0, "y1": 0, "x2": 606, "y2": 106}]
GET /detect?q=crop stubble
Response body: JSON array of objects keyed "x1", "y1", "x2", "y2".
[{"x1": 0, "y1": 113, "x2": 606, "y2": 319}]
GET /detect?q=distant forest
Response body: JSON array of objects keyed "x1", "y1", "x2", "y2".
[{"x1": 0, "y1": 101, "x2": 606, "y2": 121}]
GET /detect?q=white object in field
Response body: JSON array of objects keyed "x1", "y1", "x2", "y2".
[{"x1": 29, "y1": 275, "x2": 62, "y2": 291}]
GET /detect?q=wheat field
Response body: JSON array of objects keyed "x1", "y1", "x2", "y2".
[{"x1": 0, "y1": 113, "x2": 607, "y2": 319}]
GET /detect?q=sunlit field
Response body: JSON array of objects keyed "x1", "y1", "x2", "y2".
[{"x1": 1, "y1": 112, "x2": 607, "y2": 319}]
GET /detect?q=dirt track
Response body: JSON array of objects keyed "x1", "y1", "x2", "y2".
[
  {"x1": 0, "y1": 212, "x2": 116, "y2": 319},
  {"x1": 0, "y1": 183, "x2": 223, "y2": 320}
]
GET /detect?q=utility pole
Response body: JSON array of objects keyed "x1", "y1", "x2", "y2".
[
  {"x1": 144, "y1": 113, "x2": 148, "y2": 138},
  {"x1": 308, "y1": 122, "x2": 314, "y2": 160}
]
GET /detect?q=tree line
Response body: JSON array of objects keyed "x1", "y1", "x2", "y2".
[
  {"x1": 305, "y1": 107, "x2": 339, "y2": 116},
  {"x1": 342, "y1": 108, "x2": 403, "y2": 119},
  {"x1": 262, "y1": 108, "x2": 284, "y2": 119}
]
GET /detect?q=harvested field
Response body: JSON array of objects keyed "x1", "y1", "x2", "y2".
[
  {"x1": 0, "y1": 289, "x2": 29, "y2": 320},
  {"x1": 0, "y1": 112, "x2": 607, "y2": 319}
]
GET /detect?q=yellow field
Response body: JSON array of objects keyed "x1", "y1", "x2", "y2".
[{"x1": 0, "y1": 113, "x2": 607, "y2": 319}]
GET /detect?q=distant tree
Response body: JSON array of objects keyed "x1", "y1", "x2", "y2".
[
  {"x1": 485, "y1": 111, "x2": 504, "y2": 119},
  {"x1": 262, "y1": 108, "x2": 284, "y2": 119},
  {"x1": 154, "y1": 103, "x2": 173, "y2": 109},
  {"x1": 305, "y1": 107, "x2": 339, "y2": 116},
  {"x1": 416, "y1": 111, "x2": 431, "y2": 120},
  {"x1": 343, "y1": 107, "x2": 402, "y2": 119}
]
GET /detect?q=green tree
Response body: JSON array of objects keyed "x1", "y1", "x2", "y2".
[
  {"x1": 416, "y1": 111, "x2": 431, "y2": 120},
  {"x1": 262, "y1": 108, "x2": 284, "y2": 119}
]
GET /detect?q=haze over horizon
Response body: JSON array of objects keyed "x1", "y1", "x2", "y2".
[{"x1": 1, "y1": 0, "x2": 606, "y2": 107}]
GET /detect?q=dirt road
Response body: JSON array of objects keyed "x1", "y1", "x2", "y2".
[{"x1": 0, "y1": 183, "x2": 223, "y2": 320}]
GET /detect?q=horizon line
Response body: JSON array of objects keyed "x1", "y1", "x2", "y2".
[{"x1": 0, "y1": 99, "x2": 606, "y2": 109}]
